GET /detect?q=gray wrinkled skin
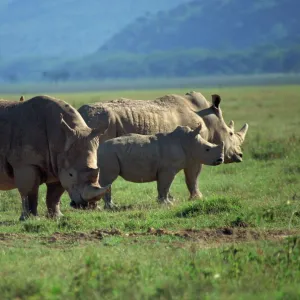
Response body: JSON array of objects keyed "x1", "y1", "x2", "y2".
[
  {"x1": 0, "y1": 96, "x2": 110, "y2": 220},
  {"x1": 98, "y1": 125, "x2": 224, "y2": 207},
  {"x1": 79, "y1": 91, "x2": 248, "y2": 199}
]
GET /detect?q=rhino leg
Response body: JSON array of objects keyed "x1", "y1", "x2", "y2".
[
  {"x1": 99, "y1": 174, "x2": 118, "y2": 210},
  {"x1": 46, "y1": 182, "x2": 65, "y2": 218},
  {"x1": 168, "y1": 193, "x2": 175, "y2": 202},
  {"x1": 103, "y1": 189, "x2": 118, "y2": 210},
  {"x1": 14, "y1": 166, "x2": 41, "y2": 221},
  {"x1": 157, "y1": 171, "x2": 175, "y2": 205},
  {"x1": 184, "y1": 163, "x2": 203, "y2": 200}
]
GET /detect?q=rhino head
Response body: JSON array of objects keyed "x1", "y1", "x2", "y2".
[
  {"x1": 197, "y1": 94, "x2": 249, "y2": 164},
  {"x1": 189, "y1": 124, "x2": 224, "y2": 166},
  {"x1": 57, "y1": 114, "x2": 110, "y2": 208}
]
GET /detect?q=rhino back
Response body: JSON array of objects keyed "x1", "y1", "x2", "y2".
[{"x1": 80, "y1": 96, "x2": 202, "y2": 137}]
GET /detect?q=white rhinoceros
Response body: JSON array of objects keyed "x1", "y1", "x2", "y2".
[
  {"x1": 98, "y1": 124, "x2": 224, "y2": 208},
  {"x1": 0, "y1": 95, "x2": 110, "y2": 220}
]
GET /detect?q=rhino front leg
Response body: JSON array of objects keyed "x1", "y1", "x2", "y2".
[
  {"x1": 46, "y1": 182, "x2": 65, "y2": 218},
  {"x1": 157, "y1": 171, "x2": 176, "y2": 205},
  {"x1": 99, "y1": 175, "x2": 118, "y2": 210},
  {"x1": 103, "y1": 188, "x2": 118, "y2": 210},
  {"x1": 14, "y1": 166, "x2": 41, "y2": 221},
  {"x1": 184, "y1": 163, "x2": 203, "y2": 200}
]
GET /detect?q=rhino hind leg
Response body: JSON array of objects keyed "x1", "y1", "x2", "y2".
[
  {"x1": 14, "y1": 166, "x2": 41, "y2": 221},
  {"x1": 157, "y1": 171, "x2": 176, "y2": 205},
  {"x1": 184, "y1": 164, "x2": 203, "y2": 200},
  {"x1": 46, "y1": 182, "x2": 65, "y2": 218}
]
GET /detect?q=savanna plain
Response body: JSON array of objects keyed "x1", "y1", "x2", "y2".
[{"x1": 1, "y1": 84, "x2": 300, "y2": 299}]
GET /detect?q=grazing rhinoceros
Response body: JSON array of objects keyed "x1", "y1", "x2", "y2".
[
  {"x1": 0, "y1": 95, "x2": 110, "y2": 220},
  {"x1": 78, "y1": 92, "x2": 248, "y2": 200},
  {"x1": 98, "y1": 124, "x2": 224, "y2": 208}
]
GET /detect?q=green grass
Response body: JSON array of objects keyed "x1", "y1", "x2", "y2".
[{"x1": 1, "y1": 85, "x2": 300, "y2": 299}]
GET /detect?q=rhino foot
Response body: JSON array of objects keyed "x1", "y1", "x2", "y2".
[
  {"x1": 189, "y1": 192, "x2": 203, "y2": 200},
  {"x1": 19, "y1": 213, "x2": 40, "y2": 221},
  {"x1": 104, "y1": 202, "x2": 118, "y2": 211},
  {"x1": 157, "y1": 198, "x2": 174, "y2": 206},
  {"x1": 19, "y1": 214, "x2": 29, "y2": 221},
  {"x1": 168, "y1": 193, "x2": 176, "y2": 202},
  {"x1": 47, "y1": 211, "x2": 64, "y2": 219}
]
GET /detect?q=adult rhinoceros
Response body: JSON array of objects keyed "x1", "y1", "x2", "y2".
[
  {"x1": 78, "y1": 92, "x2": 248, "y2": 201},
  {"x1": 0, "y1": 95, "x2": 110, "y2": 220}
]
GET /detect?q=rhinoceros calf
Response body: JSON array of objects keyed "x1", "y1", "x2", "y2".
[
  {"x1": 0, "y1": 95, "x2": 110, "y2": 220},
  {"x1": 79, "y1": 92, "x2": 248, "y2": 199},
  {"x1": 98, "y1": 124, "x2": 224, "y2": 208}
]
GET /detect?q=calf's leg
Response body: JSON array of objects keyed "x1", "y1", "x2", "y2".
[
  {"x1": 184, "y1": 163, "x2": 203, "y2": 200},
  {"x1": 14, "y1": 166, "x2": 41, "y2": 221},
  {"x1": 46, "y1": 182, "x2": 65, "y2": 218},
  {"x1": 157, "y1": 171, "x2": 176, "y2": 205}
]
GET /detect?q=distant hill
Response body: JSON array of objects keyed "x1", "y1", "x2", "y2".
[
  {"x1": 1, "y1": 0, "x2": 300, "y2": 82},
  {"x1": 97, "y1": 0, "x2": 300, "y2": 54},
  {"x1": 0, "y1": 0, "x2": 188, "y2": 59}
]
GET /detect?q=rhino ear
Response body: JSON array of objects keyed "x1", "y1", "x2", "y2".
[
  {"x1": 228, "y1": 120, "x2": 234, "y2": 130},
  {"x1": 185, "y1": 91, "x2": 195, "y2": 96},
  {"x1": 20, "y1": 95, "x2": 25, "y2": 102},
  {"x1": 211, "y1": 94, "x2": 221, "y2": 109},
  {"x1": 192, "y1": 123, "x2": 202, "y2": 137},
  {"x1": 60, "y1": 114, "x2": 76, "y2": 151},
  {"x1": 60, "y1": 114, "x2": 76, "y2": 137}
]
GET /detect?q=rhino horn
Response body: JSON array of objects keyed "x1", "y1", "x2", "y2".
[
  {"x1": 60, "y1": 114, "x2": 76, "y2": 151},
  {"x1": 82, "y1": 184, "x2": 111, "y2": 201},
  {"x1": 211, "y1": 94, "x2": 221, "y2": 108},
  {"x1": 228, "y1": 120, "x2": 234, "y2": 130},
  {"x1": 237, "y1": 123, "x2": 249, "y2": 142}
]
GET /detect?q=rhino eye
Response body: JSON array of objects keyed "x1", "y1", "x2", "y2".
[
  {"x1": 69, "y1": 173, "x2": 73, "y2": 177},
  {"x1": 230, "y1": 132, "x2": 233, "y2": 136},
  {"x1": 206, "y1": 148, "x2": 210, "y2": 152}
]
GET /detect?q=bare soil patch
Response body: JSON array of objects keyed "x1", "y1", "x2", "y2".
[
  {"x1": 40, "y1": 228, "x2": 300, "y2": 245},
  {"x1": 1, "y1": 228, "x2": 299, "y2": 247}
]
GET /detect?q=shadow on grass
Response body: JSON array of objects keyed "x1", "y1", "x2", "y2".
[{"x1": 176, "y1": 197, "x2": 241, "y2": 218}]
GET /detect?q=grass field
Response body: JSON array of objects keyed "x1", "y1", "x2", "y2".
[{"x1": 1, "y1": 85, "x2": 300, "y2": 299}]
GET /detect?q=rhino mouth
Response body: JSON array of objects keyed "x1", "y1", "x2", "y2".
[
  {"x1": 214, "y1": 158, "x2": 224, "y2": 166},
  {"x1": 69, "y1": 193, "x2": 89, "y2": 209},
  {"x1": 224, "y1": 153, "x2": 243, "y2": 164},
  {"x1": 70, "y1": 194, "x2": 100, "y2": 209},
  {"x1": 70, "y1": 199, "x2": 88, "y2": 209},
  {"x1": 234, "y1": 153, "x2": 243, "y2": 163}
]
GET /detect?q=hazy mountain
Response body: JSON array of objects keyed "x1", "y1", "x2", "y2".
[
  {"x1": 1, "y1": 0, "x2": 299, "y2": 82},
  {"x1": 0, "y1": 0, "x2": 189, "y2": 59},
  {"x1": 97, "y1": 0, "x2": 299, "y2": 54}
]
